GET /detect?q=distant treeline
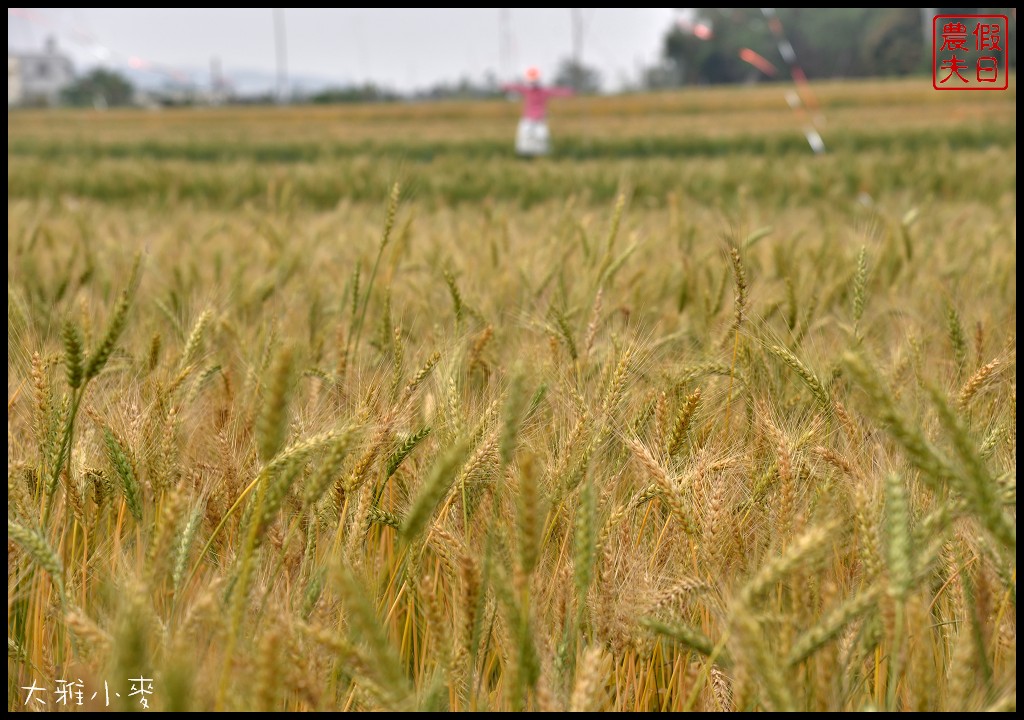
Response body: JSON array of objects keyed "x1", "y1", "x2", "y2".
[{"x1": 650, "y1": 8, "x2": 1016, "y2": 87}]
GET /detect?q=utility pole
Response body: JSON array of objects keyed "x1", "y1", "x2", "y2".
[
  {"x1": 921, "y1": 8, "x2": 936, "y2": 48},
  {"x1": 499, "y1": 8, "x2": 512, "y2": 80},
  {"x1": 273, "y1": 8, "x2": 288, "y2": 103},
  {"x1": 210, "y1": 55, "x2": 223, "y2": 105},
  {"x1": 571, "y1": 8, "x2": 583, "y2": 90}
]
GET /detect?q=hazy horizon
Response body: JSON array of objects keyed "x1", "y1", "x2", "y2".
[{"x1": 8, "y1": 8, "x2": 680, "y2": 93}]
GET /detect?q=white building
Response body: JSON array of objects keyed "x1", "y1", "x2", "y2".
[{"x1": 8, "y1": 37, "x2": 74, "y2": 107}]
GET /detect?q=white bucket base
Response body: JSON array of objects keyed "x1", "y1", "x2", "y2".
[{"x1": 515, "y1": 119, "x2": 551, "y2": 156}]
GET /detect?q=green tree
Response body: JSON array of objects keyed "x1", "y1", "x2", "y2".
[
  {"x1": 662, "y1": 9, "x2": 776, "y2": 85},
  {"x1": 861, "y1": 9, "x2": 928, "y2": 76},
  {"x1": 654, "y1": 8, "x2": 1018, "y2": 84},
  {"x1": 554, "y1": 57, "x2": 602, "y2": 93},
  {"x1": 61, "y1": 68, "x2": 135, "y2": 107},
  {"x1": 310, "y1": 83, "x2": 398, "y2": 104}
]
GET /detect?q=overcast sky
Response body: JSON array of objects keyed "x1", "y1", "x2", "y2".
[{"x1": 9, "y1": 8, "x2": 680, "y2": 92}]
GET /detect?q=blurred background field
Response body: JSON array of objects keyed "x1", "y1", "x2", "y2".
[{"x1": 7, "y1": 77, "x2": 1016, "y2": 208}]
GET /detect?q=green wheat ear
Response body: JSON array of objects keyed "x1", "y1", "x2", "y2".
[
  {"x1": 62, "y1": 320, "x2": 85, "y2": 389},
  {"x1": 884, "y1": 472, "x2": 912, "y2": 600},
  {"x1": 768, "y1": 343, "x2": 831, "y2": 411},
  {"x1": 257, "y1": 346, "x2": 294, "y2": 463},
  {"x1": 573, "y1": 477, "x2": 597, "y2": 602},
  {"x1": 85, "y1": 255, "x2": 141, "y2": 381},
  {"x1": 84, "y1": 289, "x2": 130, "y2": 380},
  {"x1": 400, "y1": 441, "x2": 469, "y2": 543},
  {"x1": 852, "y1": 245, "x2": 868, "y2": 334},
  {"x1": 384, "y1": 426, "x2": 431, "y2": 481},
  {"x1": 946, "y1": 302, "x2": 968, "y2": 378},
  {"x1": 104, "y1": 427, "x2": 143, "y2": 523},
  {"x1": 8, "y1": 519, "x2": 65, "y2": 603}
]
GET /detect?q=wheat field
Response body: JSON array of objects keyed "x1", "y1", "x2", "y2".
[{"x1": 7, "y1": 78, "x2": 1016, "y2": 711}]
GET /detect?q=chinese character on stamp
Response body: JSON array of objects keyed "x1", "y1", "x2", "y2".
[{"x1": 933, "y1": 14, "x2": 1009, "y2": 90}]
